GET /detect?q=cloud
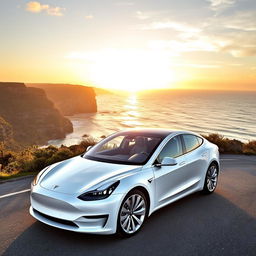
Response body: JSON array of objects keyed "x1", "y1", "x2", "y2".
[
  {"x1": 148, "y1": 37, "x2": 218, "y2": 55},
  {"x1": 148, "y1": 25, "x2": 256, "y2": 58},
  {"x1": 221, "y1": 44, "x2": 256, "y2": 57},
  {"x1": 136, "y1": 11, "x2": 151, "y2": 20},
  {"x1": 26, "y1": 1, "x2": 48, "y2": 13},
  {"x1": 141, "y1": 21, "x2": 202, "y2": 34},
  {"x1": 85, "y1": 15, "x2": 94, "y2": 20},
  {"x1": 215, "y1": 33, "x2": 256, "y2": 57},
  {"x1": 207, "y1": 0, "x2": 236, "y2": 11},
  {"x1": 26, "y1": 1, "x2": 65, "y2": 16},
  {"x1": 205, "y1": 10, "x2": 256, "y2": 57},
  {"x1": 217, "y1": 11, "x2": 256, "y2": 31},
  {"x1": 46, "y1": 7, "x2": 65, "y2": 16},
  {"x1": 140, "y1": 7, "x2": 256, "y2": 58}
]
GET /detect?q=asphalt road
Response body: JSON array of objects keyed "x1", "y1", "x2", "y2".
[{"x1": 0, "y1": 155, "x2": 255, "y2": 256}]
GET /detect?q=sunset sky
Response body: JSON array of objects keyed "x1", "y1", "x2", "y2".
[{"x1": 0, "y1": 0, "x2": 256, "y2": 91}]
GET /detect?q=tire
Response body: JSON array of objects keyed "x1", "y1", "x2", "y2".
[
  {"x1": 202, "y1": 163, "x2": 219, "y2": 194},
  {"x1": 117, "y1": 189, "x2": 148, "y2": 237}
]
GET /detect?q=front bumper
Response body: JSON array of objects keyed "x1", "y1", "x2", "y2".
[{"x1": 30, "y1": 184, "x2": 124, "y2": 234}]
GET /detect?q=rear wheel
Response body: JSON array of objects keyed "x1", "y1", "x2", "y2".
[
  {"x1": 117, "y1": 189, "x2": 148, "y2": 237},
  {"x1": 203, "y1": 163, "x2": 218, "y2": 194}
]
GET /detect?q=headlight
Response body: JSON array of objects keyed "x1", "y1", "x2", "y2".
[
  {"x1": 32, "y1": 166, "x2": 50, "y2": 186},
  {"x1": 78, "y1": 181, "x2": 120, "y2": 201}
]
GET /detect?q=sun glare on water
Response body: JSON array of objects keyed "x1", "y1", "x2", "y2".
[{"x1": 85, "y1": 49, "x2": 173, "y2": 92}]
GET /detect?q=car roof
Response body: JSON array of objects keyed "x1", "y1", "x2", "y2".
[
  {"x1": 119, "y1": 128, "x2": 173, "y2": 138},
  {"x1": 119, "y1": 128, "x2": 201, "y2": 139}
]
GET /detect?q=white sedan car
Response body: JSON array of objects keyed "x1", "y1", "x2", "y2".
[{"x1": 30, "y1": 129, "x2": 219, "y2": 236}]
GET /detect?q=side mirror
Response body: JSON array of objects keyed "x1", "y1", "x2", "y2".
[
  {"x1": 86, "y1": 146, "x2": 92, "y2": 152},
  {"x1": 155, "y1": 157, "x2": 177, "y2": 167}
]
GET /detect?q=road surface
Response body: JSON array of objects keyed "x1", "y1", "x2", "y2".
[{"x1": 0, "y1": 155, "x2": 255, "y2": 256}]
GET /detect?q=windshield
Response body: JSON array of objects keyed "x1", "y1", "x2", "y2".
[{"x1": 83, "y1": 132, "x2": 164, "y2": 165}]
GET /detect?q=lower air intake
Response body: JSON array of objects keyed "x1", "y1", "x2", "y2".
[{"x1": 34, "y1": 209, "x2": 78, "y2": 228}]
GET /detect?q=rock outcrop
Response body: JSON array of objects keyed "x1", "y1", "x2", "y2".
[
  {"x1": 0, "y1": 82, "x2": 73, "y2": 146},
  {"x1": 27, "y1": 83, "x2": 97, "y2": 115}
]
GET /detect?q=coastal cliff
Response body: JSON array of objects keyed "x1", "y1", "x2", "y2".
[
  {"x1": 0, "y1": 82, "x2": 73, "y2": 146},
  {"x1": 27, "y1": 83, "x2": 97, "y2": 115}
]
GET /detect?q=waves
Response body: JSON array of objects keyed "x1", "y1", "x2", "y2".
[{"x1": 49, "y1": 91, "x2": 256, "y2": 146}]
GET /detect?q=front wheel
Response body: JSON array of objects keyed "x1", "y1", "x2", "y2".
[
  {"x1": 117, "y1": 190, "x2": 148, "y2": 237},
  {"x1": 202, "y1": 163, "x2": 219, "y2": 194}
]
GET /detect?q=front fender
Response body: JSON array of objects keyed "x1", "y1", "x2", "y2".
[{"x1": 113, "y1": 166, "x2": 155, "y2": 215}]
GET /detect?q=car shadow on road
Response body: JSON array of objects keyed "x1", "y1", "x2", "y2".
[{"x1": 3, "y1": 192, "x2": 256, "y2": 256}]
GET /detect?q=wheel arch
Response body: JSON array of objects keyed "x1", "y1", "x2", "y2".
[
  {"x1": 209, "y1": 160, "x2": 220, "y2": 173},
  {"x1": 127, "y1": 186, "x2": 151, "y2": 217}
]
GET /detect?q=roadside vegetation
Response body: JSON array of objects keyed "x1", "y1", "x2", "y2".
[
  {"x1": 203, "y1": 134, "x2": 256, "y2": 155},
  {"x1": 0, "y1": 134, "x2": 255, "y2": 180},
  {"x1": 0, "y1": 137, "x2": 96, "y2": 180}
]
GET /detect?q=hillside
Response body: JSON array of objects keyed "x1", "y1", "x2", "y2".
[
  {"x1": 0, "y1": 82, "x2": 73, "y2": 146},
  {"x1": 0, "y1": 116, "x2": 20, "y2": 150},
  {"x1": 27, "y1": 83, "x2": 97, "y2": 115},
  {"x1": 0, "y1": 117, "x2": 12, "y2": 143}
]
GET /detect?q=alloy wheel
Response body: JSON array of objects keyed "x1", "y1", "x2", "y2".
[
  {"x1": 120, "y1": 194, "x2": 146, "y2": 234},
  {"x1": 206, "y1": 165, "x2": 218, "y2": 192}
]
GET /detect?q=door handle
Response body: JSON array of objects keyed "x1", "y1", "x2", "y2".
[{"x1": 179, "y1": 161, "x2": 186, "y2": 166}]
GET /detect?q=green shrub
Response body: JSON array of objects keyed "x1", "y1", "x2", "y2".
[
  {"x1": 33, "y1": 145, "x2": 58, "y2": 159},
  {"x1": 46, "y1": 147, "x2": 73, "y2": 165},
  {"x1": 68, "y1": 144, "x2": 86, "y2": 155}
]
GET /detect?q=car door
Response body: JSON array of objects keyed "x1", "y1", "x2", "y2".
[
  {"x1": 180, "y1": 134, "x2": 208, "y2": 190},
  {"x1": 153, "y1": 135, "x2": 188, "y2": 207}
]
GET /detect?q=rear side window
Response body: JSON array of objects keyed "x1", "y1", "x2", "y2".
[
  {"x1": 182, "y1": 134, "x2": 202, "y2": 153},
  {"x1": 197, "y1": 136, "x2": 203, "y2": 145}
]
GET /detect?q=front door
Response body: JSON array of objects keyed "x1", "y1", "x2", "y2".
[{"x1": 153, "y1": 135, "x2": 188, "y2": 207}]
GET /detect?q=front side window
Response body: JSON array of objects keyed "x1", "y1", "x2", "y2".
[
  {"x1": 157, "y1": 136, "x2": 183, "y2": 163},
  {"x1": 182, "y1": 134, "x2": 201, "y2": 153},
  {"x1": 84, "y1": 132, "x2": 164, "y2": 165}
]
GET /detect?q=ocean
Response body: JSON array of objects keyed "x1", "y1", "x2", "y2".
[{"x1": 48, "y1": 90, "x2": 256, "y2": 146}]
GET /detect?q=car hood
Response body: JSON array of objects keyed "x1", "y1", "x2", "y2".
[{"x1": 40, "y1": 156, "x2": 141, "y2": 195}]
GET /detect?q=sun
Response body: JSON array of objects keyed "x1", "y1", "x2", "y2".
[{"x1": 85, "y1": 49, "x2": 174, "y2": 92}]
